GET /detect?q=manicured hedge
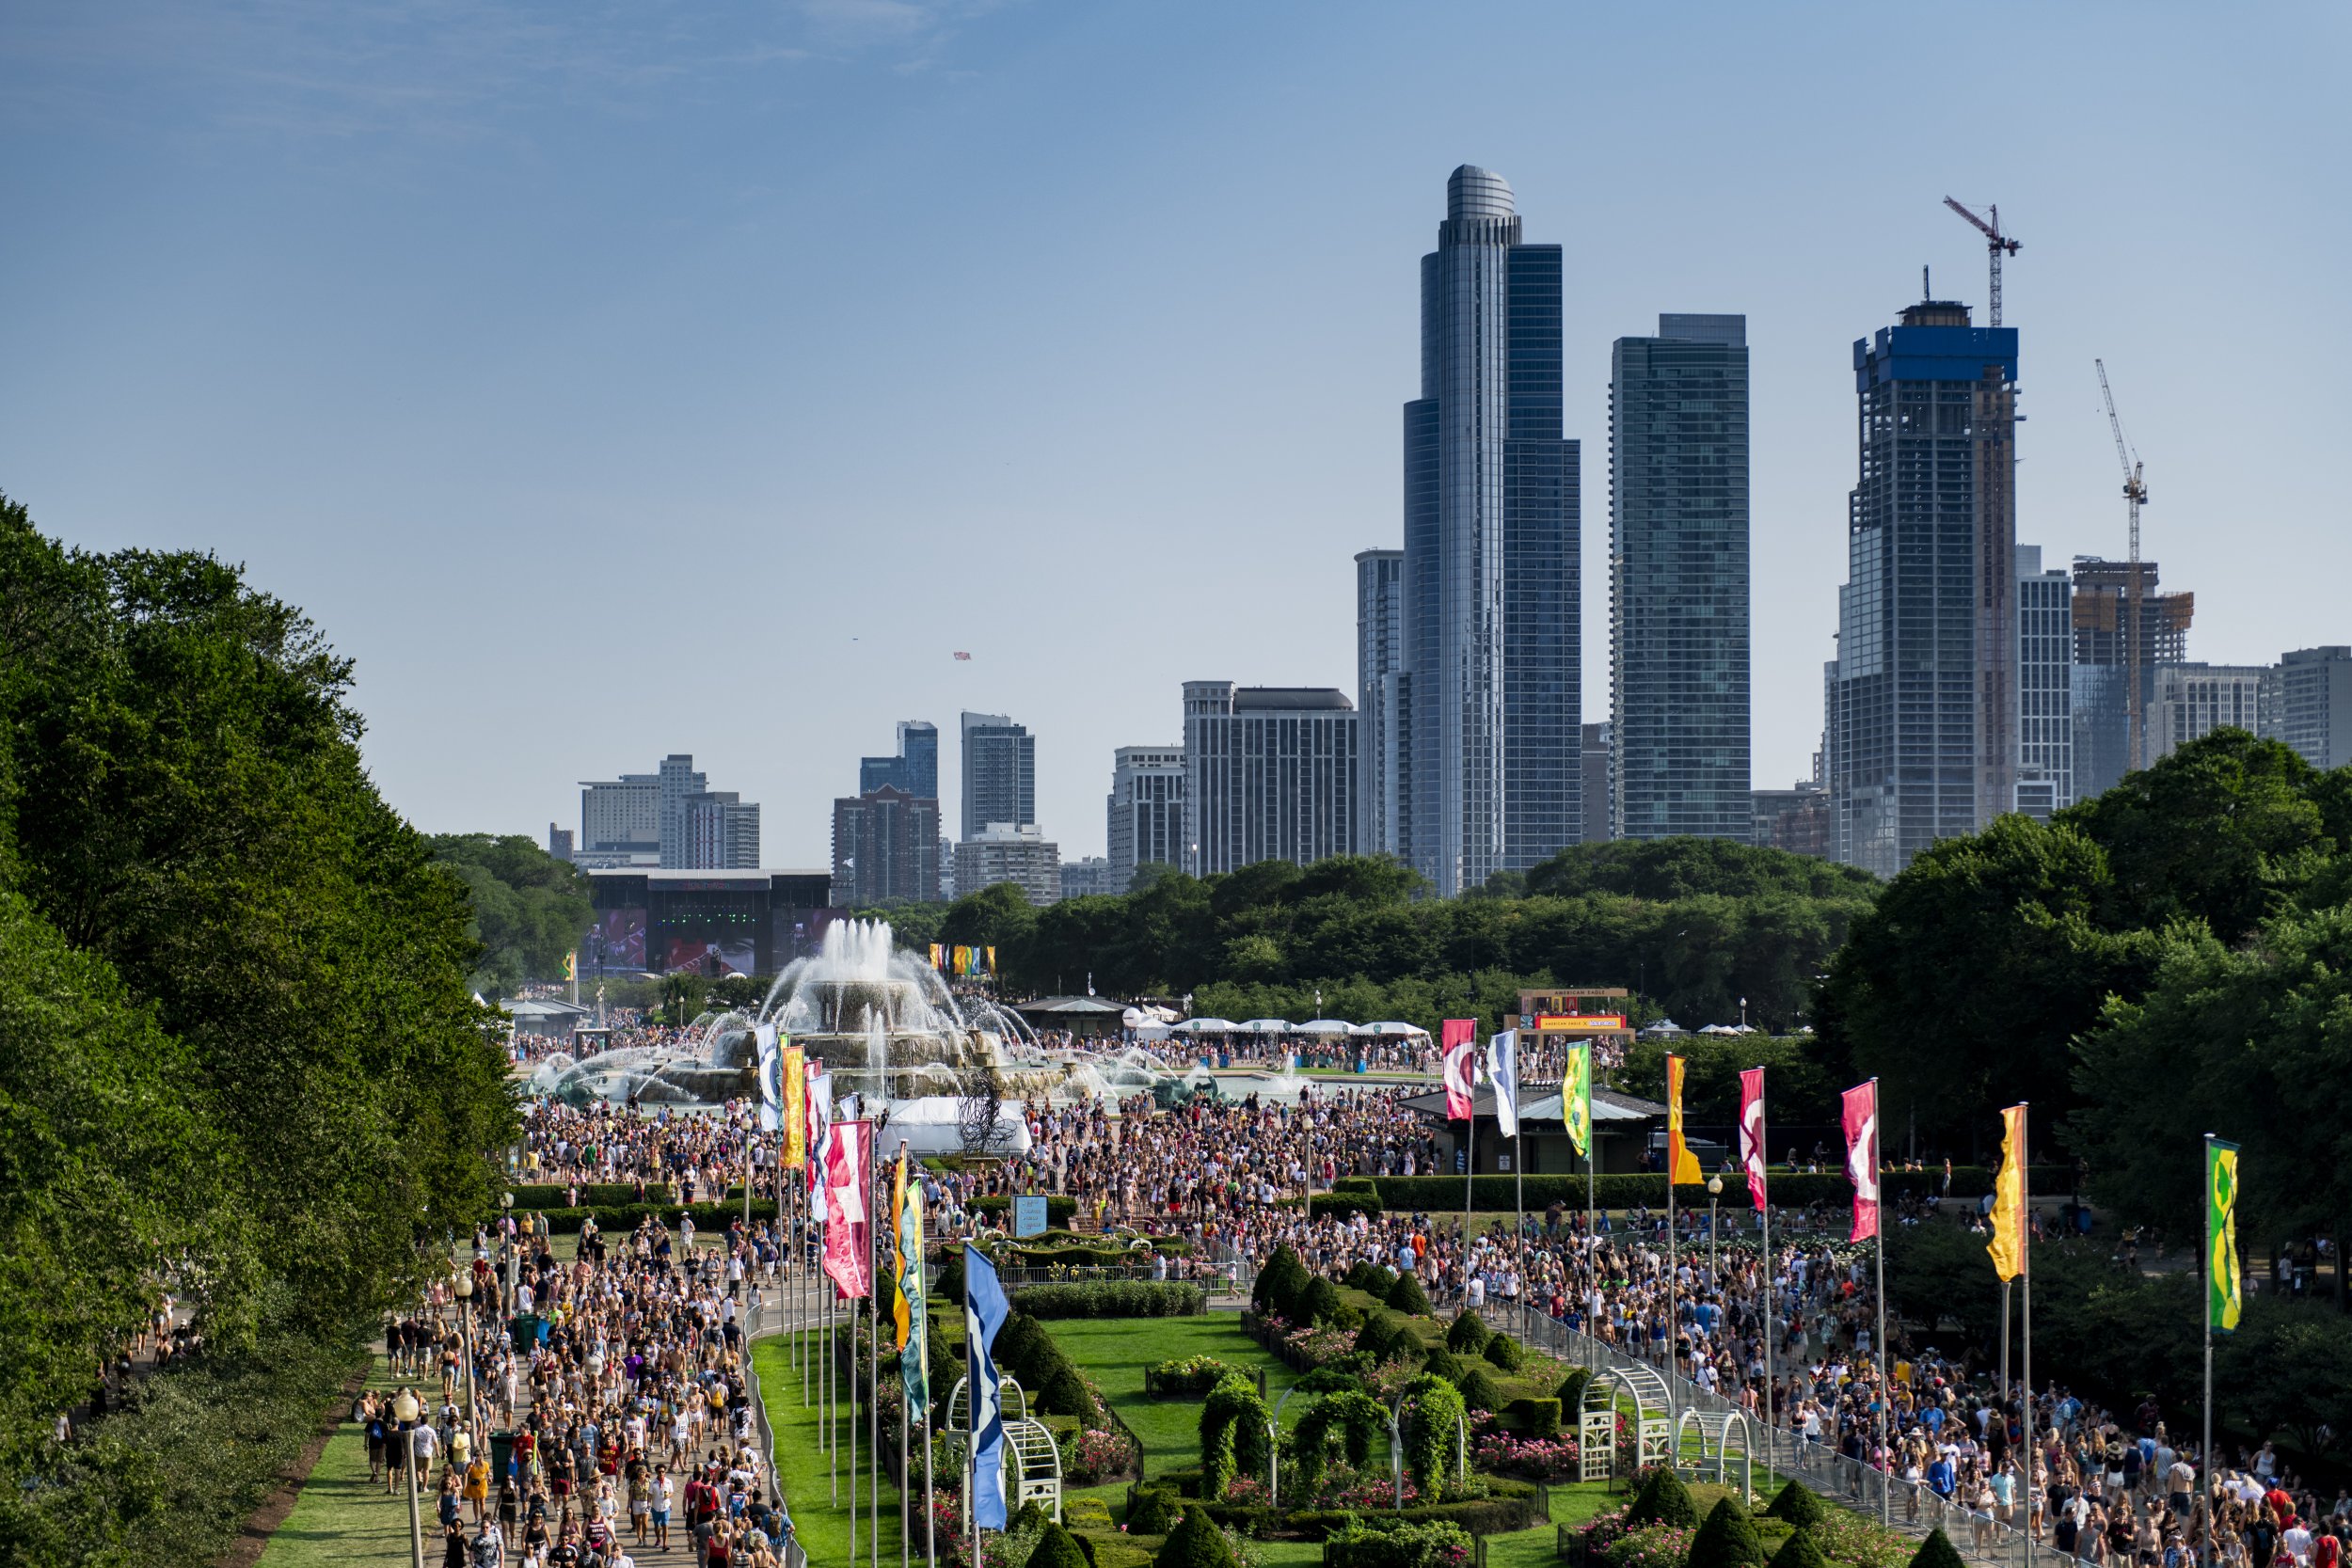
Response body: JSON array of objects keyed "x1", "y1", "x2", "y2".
[
  {"x1": 510, "y1": 1181, "x2": 699, "y2": 1210},
  {"x1": 1354, "y1": 1166, "x2": 2075, "y2": 1212},
  {"x1": 1009, "y1": 1281, "x2": 1206, "y2": 1318},
  {"x1": 970, "y1": 1194, "x2": 1080, "y2": 1226},
  {"x1": 525, "y1": 1199, "x2": 777, "y2": 1236},
  {"x1": 1309, "y1": 1195, "x2": 1384, "y2": 1221},
  {"x1": 1288, "y1": 1479, "x2": 1546, "y2": 1539}
]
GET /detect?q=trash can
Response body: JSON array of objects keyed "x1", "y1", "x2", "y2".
[
  {"x1": 508, "y1": 1313, "x2": 539, "y2": 1353},
  {"x1": 490, "y1": 1430, "x2": 515, "y2": 1486}
]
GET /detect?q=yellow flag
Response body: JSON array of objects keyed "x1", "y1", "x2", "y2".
[
  {"x1": 781, "y1": 1046, "x2": 807, "y2": 1169},
  {"x1": 1665, "y1": 1053, "x2": 1702, "y2": 1184},
  {"x1": 891, "y1": 1147, "x2": 913, "y2": 1350},
  {"x1": 2209, "y1": 1138, "x2": 2242, "y2": 1333},
  {"x1": 1987, "y1": 1104, "x2": 2027, "y2": 1281},
  {"x1": 563, "y1": 949, "x2": 577, "y2": 981}
]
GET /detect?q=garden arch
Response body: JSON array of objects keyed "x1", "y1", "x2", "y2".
[
  {"x1": 1578, "y1": 1365, "x2": 1673, "y2": 1483},
  {"x1": 1004, "y1": 1416, "x2": 1064, "y2": 1521},
  {"x1": 1388, "y1": 1385, "x2": 1469, "y2": 1508},
  {"x1": 1272, "y1": 1387, "x2": 1388, "y2": 1507},
  {"x1": 1673, "y1": 1407, "x2": 1758, "y2": 1501},
  {"x1": 946, "y1": 1374, "x2": 1029, "y2": 1432}
]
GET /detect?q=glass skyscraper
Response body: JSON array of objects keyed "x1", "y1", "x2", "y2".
[
  {"x1": 1354, "y1": 548, "x2": 1405, "y2": 858},
  {"x1": 1826, "y1": 299, "x2": 2020, "y2": 875},
  {"x1": 959, "y1": 711, "x2": 1036, "y2": 840},
  {"x1": 1609, "y1": 314, "x2": 1750, "y2": 841},
  {"x1": 1398, "y1": 166, "x2": 1580, "y2": 895}
]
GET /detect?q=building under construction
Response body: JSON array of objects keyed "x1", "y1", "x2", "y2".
[{"x1": 2070, "y1": 556, "x2": 2194, "y2": 798}]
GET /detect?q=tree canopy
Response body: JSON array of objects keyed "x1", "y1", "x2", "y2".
[
  {"x1": 427, "y1": 832, "x2": 593, "y2": 999},
  {"x1": 0, "y1": 493, "x2": 516, "y2": 1475}
]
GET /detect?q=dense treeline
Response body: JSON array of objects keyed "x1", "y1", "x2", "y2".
[
  {"x1": 0, "y1": 496, "x2": 517, "y2": 1555},
  {"x1": 1820, "y1": 728, "x2": 2352, "y2": 1255},
  {"x1": 427, "y1": 832, "x2": 594, "y2": 999},
  {"x1": 927, "y1": 839, "x2": 1877, "y2": 1035}
]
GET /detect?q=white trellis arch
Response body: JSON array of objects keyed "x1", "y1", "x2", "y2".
[
  {"x1": 1578, "y1": 1366, "x2": 1673, "y2": 1483},
  {"x1": 1673, "y1": 1407, "x2": 1758, "y2": 1501},
  {"x1": 1004, "y1": 1417, "x2": 1063, "y2": 1520},
  {"x1": 946, "y1": 1375, "x2": 1029, "y2": 1431}
]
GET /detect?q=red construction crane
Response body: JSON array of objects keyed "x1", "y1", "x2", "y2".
[{"x1": 1944, "y1": 198, "x2": 2021, "y2": 326}]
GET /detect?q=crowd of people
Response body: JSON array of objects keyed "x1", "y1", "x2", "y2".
[{"x1": 368, "y1": 1200, "x2": 796, "y2": 1568}]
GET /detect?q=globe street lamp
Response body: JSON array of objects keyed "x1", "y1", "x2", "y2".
[
  {"x1": 452, "y1": 1267, "x2": 476, "y2": 1433},
  {"x1": 500, "y1": 1191, "x2": 516, "y2": 1310},
  {"x1": 391, "y1": 1386, "x2": 424, "y2": 1568}
]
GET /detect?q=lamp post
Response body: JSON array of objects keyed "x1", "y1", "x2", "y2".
[
  {"x1": 452, "y1": 1268, "x2": 477, "y2": 1434},
  {"x1": 1706, "y1": 1175, "x2": 1723, "y2": 1285},
  {"x1": 500, "y1": 1191, "x2": 516, "y2": 1311},
  {"x1": 393, "y1": 1386, "x2": 425, "y2": 1568}
]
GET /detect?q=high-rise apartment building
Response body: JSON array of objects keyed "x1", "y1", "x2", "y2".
[
  {"x1": 1394, "y1": 166, "x2": 1580, "y2": 895},
  {"x1": 1058, "y1": 858, "x2": 1115, "y2": 900},
  {"x1": 861, "y1": 721, "x2": 940, "y2": 801},
  {"x1": 1182, "y1": 683, "x2": 1358, "y2": 877},
  {"x1": 954, "y1": 824, "x2": 1061, "y2": 907},
  {"x1": 547, "y1": 825, "x2": 575, "y2": 861},
  {"x1": 2015, "y1": 546, "x2": 2074, "y2": 820},
  {"x1": 1580, "y1": 722, "x2": 1613, "y2": 847},
  {"x1": 1610, "y1": 313, "x2": 1751, "y2": 841},
  {"x1": 1355, "y1": 548, "x2": 1406, "y2": 858},
  {"x1": 579, "y1": 773, "x2": 660, "y2": 866},
  {"x1": 687, "y1": 792, "x2": 761, "y2": 870},
  {"x1": 2266, "y1": 647, "x2": 2352, "y2": 770},
  {"x1": 657, "y1": 753, "x2": 708, "y2": 867},
  {"x1": 1825, "y1": 298, "x2": 2020, "y2": 875},
  {"x1": 960, "y1": 712, "x2": 1036, "y2": 840},
  {"x1": 2152, "y1": 664, "x2": 2269, "y2": 761},
  {"x1": 832, "y1": 786, "x2": 940, "y2": 906},
  {"x1": 1106, "y1": 745, "x2": 1185, "y2": 894},
  {"x1": 2070, "y1": 557, "x2": 2194, "y2": 798}
]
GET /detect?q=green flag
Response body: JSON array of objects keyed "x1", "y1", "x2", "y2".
[
  {"x1": 1565, "y1": 1041, "x2": 1592, "y2": 1160},
  {"x1": 2208, "y1": 1138, "x2": 2241, "y2": 1334}
]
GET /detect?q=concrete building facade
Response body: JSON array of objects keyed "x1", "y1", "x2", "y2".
[
  {"x1": 1183, "y1": 682, "x2": 1358, "y2": 877},
  {"x1": 1105, "y1": 745, "x2": 1185, "y2": 894}
]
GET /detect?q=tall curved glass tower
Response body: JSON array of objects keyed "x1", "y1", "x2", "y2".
[{"x1": 1398, "y1": 166, "x2": 1580, "y2": 895}]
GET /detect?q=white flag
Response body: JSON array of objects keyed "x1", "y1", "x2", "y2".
[{"x1": 1486, "y1": 1030, "x2": 1520, "y2": 1140}]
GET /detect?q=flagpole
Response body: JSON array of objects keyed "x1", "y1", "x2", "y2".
[
  {"x1": 850, "y1": 1287, "x2": 860, "y2": 1568},
  {"x1": 1871, "y1": 1077, "x2": 1887, "y2": 1526},
  {"x1": 1463, "y1": 1106, "x2": 1475, "y2": 1266},
  {"x1": 922, "y1": 1274, "x2": 936, "y2": 1568},
  {"x1": 2202, "y1": 1132, "x2": 2215, "y2": 1568},
  {"x1": 871, "y1": 1234, "x2": 882, "y2": 1568},
  {"x1": 1758, "y1": 1080, "x2": 1774, "y2": 1488},
  {"x1": 2021, "y1": 1103, "x2": 2033, "y2": 1559}
]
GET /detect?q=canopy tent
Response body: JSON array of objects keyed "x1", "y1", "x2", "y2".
[
  {"x1": 1169, "y1": 1018, "x2": 1235, "y2": 1035},
  {"x1": 1292, "y1": 1019, "x2": 1354, "y2": 1037},
  {"x1": 1239, "y1": 1019, "x2": 1292, "y2": 1035},
  {"x1": 1349, "y1": 1021, "x2": 1430, "y2": 1040}
]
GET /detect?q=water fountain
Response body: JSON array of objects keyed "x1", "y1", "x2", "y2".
[{"x1": 534, "y1": 918, "x2": 1104, "y2": 1152}]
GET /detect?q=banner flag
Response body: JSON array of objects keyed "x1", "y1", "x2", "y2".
[
  {"x1": 985, "y1": 945, "x2": 996, "y2": 974},
  {"x1": 821, "y1": 1119, "x2": 872, "y2": 1298},
  {"x1": 1440, "y1": 1019, "x2": 1477, "y2": 1118},
  {"x1": 891, "y1": 1147, "x2": 913, "y2": 1349},
  {"x1": 1988, "y1": 1104, "x2": 2029, "y2": 1280},
  {"x1": 804, "y1": 1067, "x2": 833, "y2": 1205},
  {"x1": 1665, "y1": 1053, "x2": 1702, "y2": 1184},
  {"x1": 965, "y1": 1245, "x2": 1011, "y2": 1529},
  {"x1": 1486, "y1": 1030, "x2": 1520, "y2": 1139},
  {"x1": 1739, "y1": 1067, "x2": 1769, "y2": 1212},
  {"x1": 1565, "y1": 1042, "x2": 1592, "y2": 1159},
  {"x1": 563, "y1": 949, "x2": 577, "y2": 981},
  {"x1": 753, "y1": 1024, "x2": 780, "y2": 1132},
  {"x1": 899, "y1": 1170, "x2": 930, "y2": 1411},
  {"x1": 1841, "y1": 1081, "x2": 1881, "y2": 1242},
  {"x1": 782, "y1": 1046, "x2": 807, "y2": 1168},
  {"x1": 2208, "y1": 1137, "x2": 2242, "y2": 1333},
  {"x1": 929, "y1": 944, "x2": 944, "y2": 971}
]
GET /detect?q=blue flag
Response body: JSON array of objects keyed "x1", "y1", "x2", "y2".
[
  {"x1": 1486, "y1": 1029, "x2": 1520, "y2": 1139},
  {"x1": 964, "y1": 1243, "x2": 1010, "y2": 1528}
]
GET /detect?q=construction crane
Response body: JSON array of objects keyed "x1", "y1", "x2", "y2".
[
  {"x1": 2096, "y1": 358, "x2": 2152, "y2": 771},
  {"x1": 1944, "y1": 198, "x2": 2021, "y2": 325}
]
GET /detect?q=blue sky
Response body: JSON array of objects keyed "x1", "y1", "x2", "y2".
[{"x1": 4, "y1": 2, "x2": 2346, "y2": 866}]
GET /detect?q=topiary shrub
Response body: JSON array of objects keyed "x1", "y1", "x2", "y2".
[
  {"x1": 938, "y1": 1251, "x2": 966, "y2": 1305},
  {"x1": 1298, "y1": 1276, "x2": 1345, "y2": 1327},
  {"x1": 1157, "y1": 1506, "x2": 1239, "y2": 1568},
  {"x1": 1453, "y1": 1365, "x2": 1502, "y2": 1413},
  {"x1": 1400, "y1": 1374, "x2": 1469, "y2": 1502},
  {"x1": 1028, "y1": 1521, "x2": 1091, "y2": 1568},
  {"x1": 1689, "y1": 1496, "x2": 1766, "y2": 1568},
  {"x1": 1041, "y1": 1366, "x2": 1096, "y2": 1419},
  {"x1": 1764, "y1": 1480, "x2": 1826, "y2": 1529},
  {"x1": 1199, "y1": 1373, "x2": 1271, "y2": 1499},
  {"x1": 1444, "y1": 1310, "x2": 1491, "y2": 1354},
  {"x1": 1355, "y1": 1310, "x2": 1403, "y2": 1361},
  {"x1": 1384, "y1": 1272, "x2": 1433, "y2": 1317},
  {"x1": 1908, "y1": 1529, "x2": 1967, "y2": 1568},
  {"x1": 1555, "y1": 1367, "x2": 1591, "y2": 1411},
  {"x1": 1420, "y1": 1347, "x2": 1465, "y2": 1383},
  {"x1": 1766, "y1": 1528, "x2": 1829, "y2": 1568},
  {"x1": 1625, "y1": 1465, "x2": 1698, "y2": 1529},
  {"x1": 1344, "y1": 1261, "x2": 1391, "y2": 1294},
  {"x1": 1295, "y1": 1366, "x2": 1364, "y2": 1396},
  {"x1": 1251, "y1": 1245, "x2": 1311, "y2": 1322},
  {"x1": 1128, "y1": 1485, "x2": 1182, "y2": 1535},
  {"x1": 1505, "y1": 1397, "x2": 1561, "y2": 1439},
  {"x1": 1481, "y1": 1332, "x2": 1525, "y2": 1371}
]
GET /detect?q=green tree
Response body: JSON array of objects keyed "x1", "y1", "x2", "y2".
[
  {"x1": 1689, "y1": 1496, "x2": 1766, "y2": 1568},
  {"x1": 427, "y1": 832, "x2": 593, "y2": 998}
]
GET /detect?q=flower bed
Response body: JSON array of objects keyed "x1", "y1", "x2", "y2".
[
  {"x1": 1145, "y1": 1354, "x2": 1245, "y2": 1397},
  {"x1": 1471, "y1": 1426, "x2": 1581, "y2": 1480}
]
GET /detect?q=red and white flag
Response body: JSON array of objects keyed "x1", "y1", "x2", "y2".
[
  {"x1": 1739, "y1": 1067, "x2": 1769, "y2": 1213},
  {"x1": 1841, "y1": 1080, "x2": 1881, "y2": 1242},
  {"x1": 1440, "y1": 1019, "x2": 1478, "y2": 1119},
  {"x1": 823, "y1": 1119, "x2": 873, "y2": 1299}
]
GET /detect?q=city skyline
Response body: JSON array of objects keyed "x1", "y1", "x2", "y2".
[{"x1": 5, "y1": 5, "x2": 2344, "y2": 865}]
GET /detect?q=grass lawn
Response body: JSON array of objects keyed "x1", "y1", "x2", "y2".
[
  {"x1": 752, "y1": 1334, "x2": 912, "y2": 1566},
  {"x1": 1041, "y1": 1316, "x2": 1305, "y2": 1481},
  {"x1": 255, "y1": 1366, "x2": 426, "y2": 1568}
]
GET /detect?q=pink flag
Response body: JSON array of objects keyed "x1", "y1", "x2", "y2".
[
  {"x1": 1739, "y1": 1068, "x2": 1769, "y2": 1212},
  {"x1": 1440, "y1": 1019, "x2": 1478, "y2": 1119},
  {"x1": 1841, "y1": 1081, "x2": 1881, "y2": 1242},
  {"x1": 823, "y1": 1119, "x2": 872, "y2": 1299},
  {"x1": 804, "y1": 1064, "x2": 831, "y2": 1206}
]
